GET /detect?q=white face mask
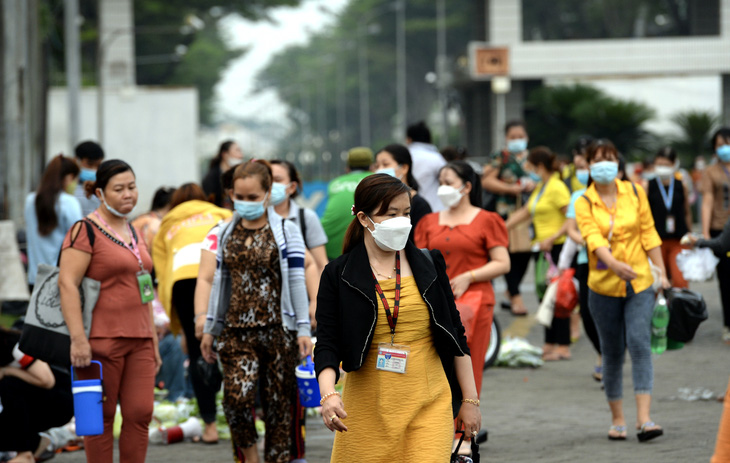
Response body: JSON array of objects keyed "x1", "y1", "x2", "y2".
[
  {"x1": 654, "y1": 165, "x2": 675, "y2": 180},
  {"x1": 367, "y1": 216, "x2": 412, "y2": 252},
  {"x1": 437, "y1": 184, "x2": 464, "y2": 209},
  {"x1": 99, "y1": 190, "x2": 135, "y2": 218},
  {"x1": 227, "y1": 156, "x2": 243, "y2": 167}
]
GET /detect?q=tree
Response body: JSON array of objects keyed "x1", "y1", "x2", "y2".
[
  {"x1": 525, "y1": 84, "x2": 656, "y2": 160},
  {"x1": 670, "y1": 110, "x2": 719, "y2": 165}
]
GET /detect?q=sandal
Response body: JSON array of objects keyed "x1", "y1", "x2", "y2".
[
  {"x1": 608, "y1": 425, "x2": 627, "y2": 441},
  {"x1": 637, "y1": 421, "x2": 663, "y2": 442},
  {"x1": 592, "y1": 366, "x2": 603, "y2": 382}
]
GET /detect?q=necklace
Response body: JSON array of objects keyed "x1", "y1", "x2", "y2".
[{"x1": 370, "y1": 264, "x2": 396, "y2": 279}]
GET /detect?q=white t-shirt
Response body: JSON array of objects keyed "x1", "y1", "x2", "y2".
[{"x1": 408, "y1": 142, "x2": 446, "y2": 212}]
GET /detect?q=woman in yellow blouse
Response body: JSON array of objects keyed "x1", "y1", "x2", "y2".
[
  {"x1": 506, "y1": 147, "x2": 571, "y2": 360},
  {"x1": 575, "y1": 139, "x2": 670, "y2": 442}
]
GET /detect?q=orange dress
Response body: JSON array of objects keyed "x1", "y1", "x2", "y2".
[{"x1": 414, "y1": 209, "x2": 508, "y2": 395}]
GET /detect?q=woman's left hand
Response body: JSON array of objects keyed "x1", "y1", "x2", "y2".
[
  {"x1": 154, "y1": 347, "x2": 163, "y2": 375},
  {"x1": 456, "y1": 402, "x2": 482, "y2": 439},
  {"x1": 660, "y1": 274, "x2": 671, "y2": 290},
  {"x1": 298, "y1": 336, "x2": 313, "y2": 359},
  {"x1": 539, "y1": 238, "x2": 554, "y2": 252},
  {"x1": 450, "y1": 274, "x2": 472, "y2": 299}
]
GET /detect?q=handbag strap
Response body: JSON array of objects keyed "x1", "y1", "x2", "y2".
[{"x1": 56, "y1": 219, "x2": 96, "y2": 266}]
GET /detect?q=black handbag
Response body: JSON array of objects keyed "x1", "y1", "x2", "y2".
[
  {"x1": 450, "y1": 430, "x2": 482, "y2": 463},
  {"x1": 665, "y1": 288, "x2": 708, "y2": 343}
]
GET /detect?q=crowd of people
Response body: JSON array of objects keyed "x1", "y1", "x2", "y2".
[{"x1": 1, "y1": 118, "x2": 729, "y2": 462}]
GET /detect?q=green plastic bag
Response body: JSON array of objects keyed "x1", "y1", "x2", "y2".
[{"x1": 535, "y1": 252, "x2": 549, "y2": 301}]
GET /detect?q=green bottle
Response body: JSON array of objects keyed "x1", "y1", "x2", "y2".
[{"x1": 651, "y1": 296, "x2": 669, "y2": 355}]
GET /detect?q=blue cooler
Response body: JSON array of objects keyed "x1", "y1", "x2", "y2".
[
  {"x1": 295, "y1": 356, "x2": 321, "y2": 408},
  {"x1": 71, "y1": 360, "x2": 104, "y2": 436}
]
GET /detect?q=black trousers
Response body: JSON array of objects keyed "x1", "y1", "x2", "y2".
[
  {"x1": 711, "y1": 229, "x2": 730, "y2": 329},
  {"x1": 541, "y1": 245, "x2": 571, "y2": 346},
  {"x1": 0, "y1": 368, "x2": 73, "y2": 452},
  {"x1": 576, "y1": 263, "x2": 601, "y2": 354},
  {"x1": 173, "y1": 278, "x2": 221, "y2": 424},
  {"x1": 505, "y1": 251, "x2": 532, "y2": 297}
]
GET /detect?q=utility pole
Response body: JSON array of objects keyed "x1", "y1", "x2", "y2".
[
  {"x1": 64, "y1": 0, "x2": 81, "y2": 151},
  {"x1": 395, "y1": 0, "x2": 406, "y2": 139},
  {"x1": 436, "y1": 0, "x2": 448, "y2": 145},
  {"x1": 358, "y1": 24, "x2": 371, "y2": 147}
]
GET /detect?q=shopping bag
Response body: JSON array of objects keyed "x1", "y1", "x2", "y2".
[
  {"x1": 665, "y1": 288, "x2": 708, "y2": 343},
  {"x1": 455, "y1": 290, "x2": 482, "y2": 341},
  {"x1": 535, "y1": 252, "x2": 558, "y2": 301},
  {"x1": 535, "y1": 281, "x2": 558, "y2": 327},
  {"x1": 554, "y1": 269, "x2": 578, "y2": 318},
  {"x1": 676, "y1": 248, "x2": 720, "y2": 282}
]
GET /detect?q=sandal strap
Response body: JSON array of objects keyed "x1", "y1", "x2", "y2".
[
  {"x1": 609, "y1": 425, "x2": 627, "y2": 432},
  {"x1": 640, "y1": 421, "x2": 656, "y2": 431}
]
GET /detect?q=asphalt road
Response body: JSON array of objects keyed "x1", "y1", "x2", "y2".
[{"x1": 54, "y1": 273, "x2": 728, "y2": 462}]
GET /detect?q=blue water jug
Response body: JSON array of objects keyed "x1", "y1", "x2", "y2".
[
  {"x1": 71, "y1": 360, "x2": 104, "y2": 436},
  {"x1": 295, "y1": 356, "x2": 321, "y2": 408}
]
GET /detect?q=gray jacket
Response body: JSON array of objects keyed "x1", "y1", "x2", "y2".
[{"x1": 203, "y1": 207, "x2": 311, "y2": 338}]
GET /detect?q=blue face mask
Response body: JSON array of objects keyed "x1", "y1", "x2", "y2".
[
  {"x1": 234, "y1": 193, "x2": 268, "y2": 221},
  {"x1": 528, "y1": 171, "x2": 542, "y2": 183},
  {"x1": 717, "y1": 144, "x2": 730, "y2": 162},
  {"x1": 270, "y1": 183, "x2": 289, "y2": 206},
  {"x1": 590, "y1": 161, "x2": 619, "y2": 185},
  {"x1": 79, "y1": 168, "x2": 96, "y2": 183},
  {"x1": 576, "y1": 169, "x2": 590, "y2": 186},
  {"x1": 507, "y1": 138, "x2": 528, "y2": 154},
  {"x1": 375, "y1": 167, "x2": 397, "y2": 178}
]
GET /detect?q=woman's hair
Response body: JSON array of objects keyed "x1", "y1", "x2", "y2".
[
  {"x1": 504, "y1": 119, "x2": 526, "y2": 135},
  {"x1": 232, "y1": 159, "x2": 273, "y2": 193},
  {"x1": 150, "y1": 187, "x2": 176, "y2": 211},
  {"x1": 655, "y1": 146, "x2": 677, "y2": 164},
  {"x1": 342, "y1": 174, "x2": 411, "y2": 254},
  {"x1": 572, "y1": 135, "x2": 594, "y2": 156},
  {"x1": 270, "y1": 159, "x2": 302, "y2": 198},
  {"x1": 439, "y1": 161, "x2": 483, "y2": 208},
  {"x1": 711, "y1": 127, "x2": 730, "y2": 149},
  {"x1": 168, "y1": 183, "x2": 207, "y2": 210},
  {"x1": 440, "y1": 145, "x2": 468, "y2": 162},
  {"x1": 209, "y1": 140, "x2": 235, "y2": 169},
  {"x1": 35, "y1": 155, "x2": 80, "y2": 236},
  {"x1": 377, "y1": 144, "x2": 420, "y2": 191},
  {"x1": 527, "y1": 146, "x2": 558, "y2": 173},
  {"x1": 586, "y1": 139, "x2": 619, "y2": 164},
  {"x1": 221, "y1": 166, "x2": 236, "y2": 192},
  {"x1": 84, "y1": 160, "x2": 135, "y2": 198}
]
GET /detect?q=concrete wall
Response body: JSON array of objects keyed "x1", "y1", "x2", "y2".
[{"x1": 47, "y1": 87, "x2": 199, "y2": 215}]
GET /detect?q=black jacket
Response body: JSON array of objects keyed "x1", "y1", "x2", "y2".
[{"x1": 314, "y1": 240, "x2": 470, "y2": 417}]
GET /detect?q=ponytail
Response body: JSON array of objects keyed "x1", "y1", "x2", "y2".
[{"x1": 36, "y1": 155, "x2": 80, "y2": 236}]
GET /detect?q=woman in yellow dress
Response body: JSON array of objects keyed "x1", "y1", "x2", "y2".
[{"x1": 314, "y1": 174, "x2": 481, "y2": 461}]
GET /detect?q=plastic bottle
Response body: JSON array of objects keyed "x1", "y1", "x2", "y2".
[{"x1": 651, "y1": 296, "x2": 669, "y2": 354}]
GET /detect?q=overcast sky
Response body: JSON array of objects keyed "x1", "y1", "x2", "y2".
[{"x1": 215, "y1": 0, "x2": 350, "y2": 124}]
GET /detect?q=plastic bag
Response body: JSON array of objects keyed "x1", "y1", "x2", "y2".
[
  {"x1": 554, "y1": 269, "x2": 578, "y2": 318},
  {"x1": 665, "y1": 288, "x2": 708, "y2": 342},
  {"x1": 535, "y1": 281, "x2": 558, "y2": 327},
  {"x1": 535, "y1": 252, "x2": 558, "y2": 300},
  {"x1": 676, "y1": 248, "x2": 720, "y2": 282}
]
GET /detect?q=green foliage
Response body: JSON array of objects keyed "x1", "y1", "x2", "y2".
[
  {"x1": 525, "y1": 84, "x2": 656, "y2": 160},
  {"x1": 669, "y1": 110, "x2": 719, "y2": 164}
]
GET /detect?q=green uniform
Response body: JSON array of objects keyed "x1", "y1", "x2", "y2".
[
  {"x1": 321, "y1": 170, "x2": 372, "y2": 260},
  {"x1": 489, "y1": 149, "x2": 526, "y2": 217}
]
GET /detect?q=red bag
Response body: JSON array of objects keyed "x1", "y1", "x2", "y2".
[{"x1": 554, "y1": 268, "x2": 578, "y2": 318}]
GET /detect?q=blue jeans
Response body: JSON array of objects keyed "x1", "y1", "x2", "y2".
[
  {"x1": 589, "y1": 283, "x2": 655, "y2": 401},
  {"x1": 156, "y1": 333, "x2": 187, "y2": 402}
]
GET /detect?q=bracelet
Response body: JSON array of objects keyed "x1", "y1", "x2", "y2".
[
  {"x1": 194, "y1": 313, "x2": 206, "y2": 322},
  {"x1": 320, "y1": 391, "x2": 341, "y2": 406},
  {"x1": 462, "y1": 398, "x2": 480, "y2": 406},
  {"x1": 469, "y1": 270, "x2": 477, "y2": 282}
]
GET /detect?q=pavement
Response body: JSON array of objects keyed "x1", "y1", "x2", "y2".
[{"x1": 53, "y1": 266, "x2": 728, "y2": 462}]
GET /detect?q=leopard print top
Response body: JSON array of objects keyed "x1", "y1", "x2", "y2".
[{"x1": 223, "y1": 222, "x2": 282, "y2": 328}]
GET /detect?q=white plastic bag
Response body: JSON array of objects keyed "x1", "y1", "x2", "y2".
[
  {"x1": 535, "y1": 281, "x2": 558, "y2": 327},
  {"x1": 676, "y1": 248, "x2": 720, "y2": 282}
]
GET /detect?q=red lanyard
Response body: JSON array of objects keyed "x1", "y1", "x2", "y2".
[
  {"x1": 372, "y1": 251, "x2": 401, "y2": 345},
  {"x1": 93, "y1": 211, "x2": 144, "y2": 270}
]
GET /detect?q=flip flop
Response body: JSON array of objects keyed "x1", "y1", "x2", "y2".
[
  {"x1": 500, "y1": 301, "x2": 512, "y2": 310},
  {"x1": 608, "y1": 425, "x2": 627, "y2": 441},
  {"x1": 637, "y1": 421, "x2": 663, "y2": 442}
]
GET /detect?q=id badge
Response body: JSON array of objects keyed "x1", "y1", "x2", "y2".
[
  {"x1": 137, "y1": 271, "x2": 154, "y2": 304},
  {"x1": 666, "y1": 215, "x2": 676, "y2": 234},
  {"x1": 596, "y1": 249, "x2": 610, "y2": 270},
  {"x1": 376, "y1": 343, "x2": 410, "y2": 374}
]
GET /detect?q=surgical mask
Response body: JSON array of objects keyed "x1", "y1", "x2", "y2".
[
  {"x1": 717, "y1": 144, "x2": 730, "y2": 162},
  {"x1": 642, "y1": 171, "x2": 657, "y2": 181},
  {"x1": 234, "y1": 193, "x2": 268, "y2": 221},
  {"x1": 367, "y1": 216, "x2": 412, "y2": 252},
  {"x1": 270, "y1": 183, "x2": 289, "y2": 206},
  {"x1": 528, "y1": 171, "x2": 542, "y2": 183},
  {"x1": 576, "y1": 169, "x2": 590, "y2": 186},
  {"x1": 375, "y1": 167, "x2": 397, "y2": 178},
  {"x1": 227, "y1": 156, "x2": 243, "y2": 167},
  {"x1": 79, "y1": 168, "x2": 96, "y2": 183},
  {"x1": 437, "y1": 185, "x2": 464, "y2": 209},
  {"x1": 65, "y1": 180, "x2": 78, "y2": 195},
  {"x1": 654, "y1": 165, "x2": 675, "y2": 180},
  {"x1": 100, "y1": 190, "x2": 135, "y2": 219},
  {"x1": 589, "y1": 161, "x2": 619, "y2": 185},
  {"x1": 507, "y1": 138, "x2": 527, "y2": 154}
]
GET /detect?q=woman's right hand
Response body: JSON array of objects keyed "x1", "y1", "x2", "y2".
[
  {"x1": 200, "y1": 334, "x2": 217, "y2": 364},
  {"x1": 321, "y1": 395, "x2": 348, "y2": 433},
  {"x1": 610, "y1": 260, "x2": 637, "y2": 281},
  {"x1": 70, "y1": 336, "x2": 92, "y2": 367}
]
